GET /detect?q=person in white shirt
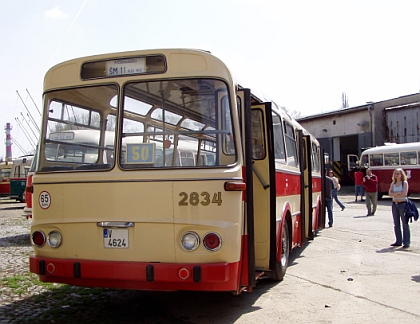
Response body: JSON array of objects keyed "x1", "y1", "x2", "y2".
[{"x1": 388, "y1": 168, "x2": 410, "y2": 248}]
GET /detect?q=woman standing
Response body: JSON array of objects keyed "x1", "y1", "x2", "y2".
[
  {"x1": 328, "y1": 170, "x2": 345, "y2": 211},
  {"x1": 388, "y1": 168, "x2": 410, "y2": 248}
]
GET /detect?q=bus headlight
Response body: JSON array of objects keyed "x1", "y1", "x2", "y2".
[
  {"x1": 181, "y1": 232, "x2": 200, "y2": 251},
  {"x1": 32, "y1": 231, "x2": 46, "y2": 247},
  {"x1": 203, "y1": 232, "x2": 222, "y2": 251},
  {"x1": 47, "y1": 231, "x2": 62, "y2": 248}
]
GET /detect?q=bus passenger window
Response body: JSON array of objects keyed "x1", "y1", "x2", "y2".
[
  {"x1": 311, "y1": 143, "x2": 320, "y2": 172},
  {"x1": 284, "y1": 122, "x2": 298, "y2": 167},
  {"x1": 401, "y1": 151, "x2": 417, "y2": 165},
  {"x1": 272, "y1": 113, "x2": 286, "y2": 165},
  {"x1": 384, "y1": 153, "x2": 399, "y2": 166},
  {"x1": 369, "y1": 154, "x2": 383, "y2": 166},
  {"x1": 221, "y1": 96, "x2": 236, "y2": 156},
  {"x1": 251, "y1": 110, "x2": 265, "y2": 160}
]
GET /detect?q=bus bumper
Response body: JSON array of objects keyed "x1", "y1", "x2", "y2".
[{"x1": 30, "y1": 256, "x2": 240, "y2": 292}]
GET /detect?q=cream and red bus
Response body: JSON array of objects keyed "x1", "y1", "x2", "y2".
[
  {"x1": 29, "y1": 49, "x2": 324, "y2": 294},
  {"x1": 0, "y1": 156, "x2": 32, "y2": 202},
  {"x1": 348, "y1": 142, "x2": 420, "y2": 199},
  {"x1": 0, "y1": 161, "x2": 12, "y2": 197}
]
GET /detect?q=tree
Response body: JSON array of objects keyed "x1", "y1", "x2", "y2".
[
  {"x1": 281, "y1": 106, "x2": 302, "y2": 119},
  {"x1": 341, "y1": 92, "x2": 349, "y2": 109}
]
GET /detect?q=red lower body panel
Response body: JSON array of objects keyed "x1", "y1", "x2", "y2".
[{"x1": 30, "y1": 256, "x2": 240, "y2": 292}]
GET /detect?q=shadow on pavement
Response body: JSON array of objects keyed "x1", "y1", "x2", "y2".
[{"x1": 0, "y1": 234, "x2": 31, "y2": 247}]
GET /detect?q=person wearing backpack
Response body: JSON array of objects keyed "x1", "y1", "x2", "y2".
[
  {"x1": 328, "y1": 170, "x2": 345, "y2": 211},
  {"x1": 388, "y1": 168, "x2": 410, "y2": 248}
]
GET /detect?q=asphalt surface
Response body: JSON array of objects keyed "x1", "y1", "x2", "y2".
[{"x1": 0, "y1": 188, "x2": 419, "y2": 323}]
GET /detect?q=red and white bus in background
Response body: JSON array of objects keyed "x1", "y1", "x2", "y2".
[
  {"x1": 348, "y1": 142, "x2": 420, "y2": 199},
  {"x1": 30, "y1": 49, "x2": 325, "y2": 294}
]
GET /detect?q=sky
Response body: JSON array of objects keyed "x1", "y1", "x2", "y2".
[{"x1": 1, "y1": 0, "x2": 420, "y2": 158}]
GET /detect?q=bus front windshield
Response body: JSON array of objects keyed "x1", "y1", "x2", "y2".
[
  {"x1": 38, "y1": 79, "x2": 236, "y2": 172},
  {"x1": 121, "y1": 79, "x2": 236, "y2": 168}
]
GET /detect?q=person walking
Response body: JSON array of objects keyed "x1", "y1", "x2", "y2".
[
  {"x1": 325, "y1": 173, "x2": 335, "y2": 227},
  {"x1": 388, "y1": 168, "x2": 410, "y2": 248},
  {"x1": 328, "y1": 170, "x2": 345, "y2": 211},
  {"x1": 363, "y1": 168, "x2": 378, "y2": 216},
  {"x1": 354, "y1": 167, "x2": 365, "y2": 202}
]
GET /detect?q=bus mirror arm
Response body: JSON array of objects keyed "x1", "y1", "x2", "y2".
[{"x1": 252, "y1": 165, "x2": 269, "y2": 190}]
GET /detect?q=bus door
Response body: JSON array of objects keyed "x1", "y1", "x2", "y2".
[
  {"x1": 347, "y1": 154, "x2": 359, "y2": 171},
  {"x1": 236, "y1": 90, "x2": 276, "y2": 286},
  {"x1": 250, "y1": 103, "x2": 275, "y2": 275},
  {"x1": 297, "y1": 131, "x2": 313, "y2": 241},
  {"x1": 236, "y1": 88, "x2": 256, "y2": 289}
]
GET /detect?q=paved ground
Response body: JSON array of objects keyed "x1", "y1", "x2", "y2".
[{"x1": 0, "y1": 189, "x2": 419, "y2": 323}]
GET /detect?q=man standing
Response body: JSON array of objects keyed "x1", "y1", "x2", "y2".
[
  {"x1": 363, "y1": 168, "x2": 378, "y2": 216},
  {"x1": 354, "y1": 167, "x2": 365, "y2": 202},
  {"x1": 325, "y1": 173, "x2": 335, "y2": 227}
]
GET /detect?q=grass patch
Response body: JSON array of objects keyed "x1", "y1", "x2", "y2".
[
  {"x1": 2, "y1": 274, "x2": 29, "y2": 290},
  {"x1": 1, "y1": 272, "x2": 62, "y2": 295}
]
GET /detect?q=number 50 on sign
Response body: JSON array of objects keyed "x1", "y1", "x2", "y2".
[{"x1": 126, "y1": 143, "x2": 156, "y2": 164}]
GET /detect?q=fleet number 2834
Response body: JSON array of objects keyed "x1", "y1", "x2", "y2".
[{"x1": 178, "y1": 192, "x2": 222, "y2": 206}]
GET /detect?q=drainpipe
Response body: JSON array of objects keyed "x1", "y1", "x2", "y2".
[{"x1": 367, "y1": 102, "x2": 375, "y2": 146}]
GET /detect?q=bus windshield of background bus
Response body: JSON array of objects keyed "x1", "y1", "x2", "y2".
[
  {"x1": 38, "y1": 80, "x2": 236, "y2": 172},
  {"x1": 120, "y1": 78, "x2": 236, "y2": 168}
]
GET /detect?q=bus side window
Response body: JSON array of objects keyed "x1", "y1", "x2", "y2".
[
  {"x1": 272, "y1": 112, "x2": 286, "y2": 165},
  {"x1": 384, "y1": 153, "x2": 399, "y2": 166},
  {"x1": 284, "y1": 121, "x2": 298, "y2": 167},
  {"x1": 401, "y1": 151, "x2": 417, "y2": 165},
  {"x1": 251, "y1": 110, "x2": 265, "y2": 160},
  {"x1": 369, "y1": 154, "x2": 383, "y2": 166}
]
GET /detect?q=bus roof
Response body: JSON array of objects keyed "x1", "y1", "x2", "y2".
[
  {"x1": 362, "y1": 142, "x2": 420, "y2": 155},
  {"x1": 44, "y1": 48, "x2": 233, "y2": 91}
]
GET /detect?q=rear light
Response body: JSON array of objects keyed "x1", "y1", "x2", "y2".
[
  {"x1": 47, "y1": 231, "x2": 62, "y2": 248},
  {"x1": 181, "y1": 232, "x2": 200, "y2": 251},
  {"x1": 203, "y1": 232, "x2": 222, "y2": 251},
  {"x1": 32, "y1": 231, "x2": 46, "y2": 247}
]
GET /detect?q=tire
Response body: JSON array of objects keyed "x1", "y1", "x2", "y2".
[{"x1": 270, "y1": 224, "x2": 290, "y2": 281}]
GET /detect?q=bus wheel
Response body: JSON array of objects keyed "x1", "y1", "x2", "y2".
[{"x1": 270, "y1": 224, "x2": 290, "y2": 281}]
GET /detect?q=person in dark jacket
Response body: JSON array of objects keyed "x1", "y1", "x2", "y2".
[
  {"x1": 363, "y1": 168, "x2": 378, "y2": 216},
  {"x1": 325, "y1": 174, "x2": 335, "y2": 227}
]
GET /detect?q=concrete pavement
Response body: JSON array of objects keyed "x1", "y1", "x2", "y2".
[{"x1": 0, "y1": 191, "x2": 419, "y2": 323}]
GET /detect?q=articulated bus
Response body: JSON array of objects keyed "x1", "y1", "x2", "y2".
[
  {"x1": 348, "y1": 142, "x2": 420, "y2": 199},
  {"x1": 29, "y1": 49, "x2": 325, "y2": 294}
]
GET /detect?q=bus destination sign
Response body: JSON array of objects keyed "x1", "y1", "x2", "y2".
[{"x1": 106, "y1": 57, "x2": 146, "y2": 76}]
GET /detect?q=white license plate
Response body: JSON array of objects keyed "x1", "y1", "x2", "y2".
[{"x1": 103, "y1": 228, "x2": 129, "y2": 249}]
